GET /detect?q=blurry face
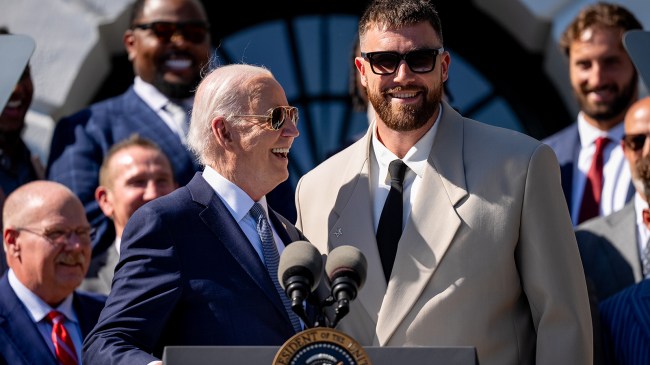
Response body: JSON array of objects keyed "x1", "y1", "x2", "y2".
[
  {"x1": 0, "y1": 65, "x2": 33, "y2": 134},
  {"x1": 229, "y1": 77, "x2": 299, "y2": 195},
  {"x1": 623, "y1": 101, "x2": 650, "y2": 194},
  {"x1": 124, "y1": 0, "x2": 211, "y2": 99},
  {"x1": 357, "y1": 21, "x2": 449, "y2": 132},
  {"x1": 6, "y1": 196, "x2": 91, "y2": 304},
  {"x1": 98, "y1": 146, "x2": 176, "y2": 237},
  {"x1": 569, "y1": 26, "x2": 637, "y2": 128}
]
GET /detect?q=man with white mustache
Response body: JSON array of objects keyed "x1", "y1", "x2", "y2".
[{"x1": 0, "y1": 180, "x2": 106, "y2": 364}]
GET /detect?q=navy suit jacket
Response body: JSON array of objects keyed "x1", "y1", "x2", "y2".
[
  {"x1": 542, "y1": 123, "x2": 634, "y2": 221},
  {"x1": 599, "y1": 278, "x2": 650, "y2": 365},
  {"x1": 46, "y1": 87, "x2": 199, "y2": 254},
  {"x1": 0, "y1": 274, "x2": 106, "y2": 365},
  {"x1": 83, "y1": 173, "x2": 321, "y2": 365}
]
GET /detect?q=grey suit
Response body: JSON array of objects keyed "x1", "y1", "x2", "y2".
[
  {"x1": 296, "y1": 101, "x2": 593, "y2": 365},
  {"x1": 79, "y1": 241, "x2": 120, "y2": 295},
  {"x1": 575, "y1": 201, "x2": 642, "y2": 302}
]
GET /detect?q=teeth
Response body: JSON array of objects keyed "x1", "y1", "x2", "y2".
[
  {"x1": 6, "y1": 100, "x2": 21, "y2": 108},
  {"x1": 166, "y1": 59, "x2": 192, "y2": 70},
  {"x1": 272, "y1": 148, "x2": 289, "y2": 154},
  {"x1": 393, "y1": 92, "x2": 416, "y2": 98}
]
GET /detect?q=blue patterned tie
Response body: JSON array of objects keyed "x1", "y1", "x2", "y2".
[{"x1": 250, "y1": 203, "x2": 302, "y2": 332}]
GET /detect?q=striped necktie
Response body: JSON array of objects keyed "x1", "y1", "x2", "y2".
[
  {"x1": 250, "y1": 203, "x2": 303, "y2": 332},
  {"x1": 46, "y1": 310, "x2": 78, "y2": 365}
]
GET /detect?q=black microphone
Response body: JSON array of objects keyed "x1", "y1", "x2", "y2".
[
  {"x1": 278, "y1": 240, "x2": 323, "y2": 328},
  {"x1": 325, "y1": 245, "x2": 367, "y2": 328}
]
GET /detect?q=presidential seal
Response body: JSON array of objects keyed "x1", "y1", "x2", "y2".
[{"x1": 273, "y1": 327, "x2": 371, "y2": 365}]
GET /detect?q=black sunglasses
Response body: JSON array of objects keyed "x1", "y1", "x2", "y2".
[
  {"x1": 233, "y1": 106, "x2": 299, "y2": 130},
  {"x1": 360, "y1": 47, "x2": 445, "y2": 75},
  {"x1": 132, "y1": 21, "x2": 210, "y2": 44},
  {"x1": 623, "y1": 133, "x2": 650, "y2": 151}
]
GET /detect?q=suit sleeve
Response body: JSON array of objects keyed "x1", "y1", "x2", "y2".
[
  {"x1": 82, "y1": 205, "x2": 181, "y2": 365},
  {"x1": 518, "y1": 143, "x2": 593, "y2": 364}
]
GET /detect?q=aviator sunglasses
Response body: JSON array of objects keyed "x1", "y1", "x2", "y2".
[
  {"x1": 623, "y1": 133, "x2": 650, "y2": 151},
  {"x1": 132, "y1": 21, "x2": 210, "y2": 44},
  {"x1": 361, "y1": 47, "x2": 445, "y2": 75},
  {"x1": 233, "y1": 106, "x2": 299, "y2": 130}
]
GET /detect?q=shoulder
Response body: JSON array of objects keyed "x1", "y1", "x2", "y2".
[
  {"x1": 541, "y1": 123, "x2": 578, "y2": 147},
  {"x1": 576, "y1": 203, "x2": 634, "y2": 236}
]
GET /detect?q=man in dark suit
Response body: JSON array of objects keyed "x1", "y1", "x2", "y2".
[
  {"x1": 83, "y1": 63, "x2": 312, "y2": 364},
  {"x1": 542, "y1": 3, "x2": 642, "y2": 226},
  {"x1": 45, "y1": 0, "x2": 298, "y2": 263},
  {"x1": 0, "y1": 181, "x2": 105, "y2": 364}
]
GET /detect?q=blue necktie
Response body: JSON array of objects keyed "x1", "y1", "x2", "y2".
[{"x1": 250, "y1": 203, "x2": 302, "y2": 332}]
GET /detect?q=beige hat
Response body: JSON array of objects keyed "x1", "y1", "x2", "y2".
[
  {"x1": 0, "y1": 34, "x2": 35, "y2": 112},
  {"x1": 624, "y1": 30, "x2": 650, "y2": 90}
]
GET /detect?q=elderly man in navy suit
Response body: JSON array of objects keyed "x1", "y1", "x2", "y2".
[
  {"x1": 46, "y1": 0, "x2": 297, "y2": 266},
  {"x1": 83, "y1": 63, "x2": 315, "y2": 365},
  {"x1": 0, "y1": 181, "x2": 105, "y2": 364}
]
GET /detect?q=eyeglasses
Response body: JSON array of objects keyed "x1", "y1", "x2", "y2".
[
  {"x1": 623, "y1": 133, "x2": 650, "y2": 151},
  {"x1": 360, "y1": 48, "x2": 445, "y2": 75},
  {"x1": 132, "y1": 21, "x2": 210, "y2": 44},
  {"x1": 232, "y1": 106, "x2": 299, "y2": 130},
  {"x1": 16, "y1": 226, "x2": 94, "y2": 247}
]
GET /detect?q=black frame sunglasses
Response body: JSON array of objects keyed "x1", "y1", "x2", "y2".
[
  {"x1": 361, "y1": 47, "x2": 445, "y2": 75},
  {"x1": 623, "y1": 133, "x2": 650, "y2": 151},
  {"x1": 233, "y1": 106, "x2": 299, "y2": 130},
  {"x1": 132, "y1": 21, "x2": 210, "y2": 44}
]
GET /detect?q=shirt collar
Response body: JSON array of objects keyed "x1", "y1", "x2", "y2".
[
  {"x1": 7, "y1": 269, "x2": 78, "y2": 324},
  {"x1": 577, "y1": 112, "x2": 625, "y2": 147},
  {"x1": 201, "y1": 166, "x2": 269, "y2": 222},
  {"x1": 133, "y1": 76, "x2": 193, "y2": 112}
]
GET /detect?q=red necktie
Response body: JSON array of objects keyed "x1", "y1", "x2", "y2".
[
  {"x1": 578, "y1": 137, "x2": 610, "y2": 224},
  {"x1": 46, "y1": 311, "x2": 79, "y2": 365}
]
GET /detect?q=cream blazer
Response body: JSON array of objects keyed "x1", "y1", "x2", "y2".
[{"x1": 295, "y1": 102, "x2": 593, "y2": 365}]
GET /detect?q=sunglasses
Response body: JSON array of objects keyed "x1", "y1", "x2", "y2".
[
  {"x1": 132, "y1": 21, "x2": 210, "y2": 44},
  {"x1": 360, "y1": 47, "x2": 445, "y2": 75},
  {"x1": 233, "y1": 106, "x2": 299, "y2": 130},
  {"x1": 623, "y1": 133, "x2": 650, "y2": 151}
]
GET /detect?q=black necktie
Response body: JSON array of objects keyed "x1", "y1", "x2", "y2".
[{"x1": 376, "y1": 159, "x2": 408, "y2": 282}]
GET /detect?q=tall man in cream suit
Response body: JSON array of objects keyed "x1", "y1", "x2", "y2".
[{"x1": 295, "y1": 1, "x2": 593, "y2": 364}]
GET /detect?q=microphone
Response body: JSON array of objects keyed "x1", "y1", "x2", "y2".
[
  {"x1": 278, "y1": 240, "x2": 323, "y2": 328},
  {"x1": 325, "y1": 245, "x2": 367, "y2": 328}
]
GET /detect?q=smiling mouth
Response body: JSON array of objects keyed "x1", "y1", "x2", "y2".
[
  {"x1": 272, "y1": 147, "x2": 290, "y2": 158},
  {"x1": 391, "y1": 91, "x2": 418, "y2": 99}
]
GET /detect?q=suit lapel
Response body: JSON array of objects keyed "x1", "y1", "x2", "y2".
[
  {"x1": 376, "y1": 103, "x2": 467, "y2": 344},
  {"x1": 0, "y1": 276, "x2": 58, "y2": 364},
  {"x1": 188, "y1": 174, "x2": 287, "y2": 318}
]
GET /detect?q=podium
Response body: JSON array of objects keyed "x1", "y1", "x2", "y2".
[{"x1": 162, "y1": 345, "x2": 478, "y2": 364}]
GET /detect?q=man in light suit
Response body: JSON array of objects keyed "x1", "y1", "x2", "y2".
[
  {"x1": 542, "y1": 2, "x2": 642, "y2": 226},
  {"x1": 83, "y1": 64, "x2": 313, "y2": 364},
  {"x1": 0, "y1": 181, "x2": 105, "y2": 364},
  {"x1": 45, "y1": 0, "x2": 299, "y2": 264},
  {"x1": 295, "y1": 1, "x2": 593, "y2": 364},
  {"x1": 576, "y1": 96, "x2": 650, "y2": 302},
  {"x1": 79, "y1": 134, "x2": 176, "y2": 295}
]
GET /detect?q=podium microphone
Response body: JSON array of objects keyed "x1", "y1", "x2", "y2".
[
  {"x1": 325, "y1": 245, "x2": 367, "y2": 328},
  {"x1": 278, "y1": 240, "x2": 323, "y2": 328}
]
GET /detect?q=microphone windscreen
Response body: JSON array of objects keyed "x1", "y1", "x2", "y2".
[
  {"x1": 278, "y1": 240, "x2": 323, "y2": 291},
  {"x1": 325, "y1": 245, "x2": 368, "y2": 289}
]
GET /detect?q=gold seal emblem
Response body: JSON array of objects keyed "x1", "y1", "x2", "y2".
[{"x1": 273, "y1": 327, "x2": 371, "y2": 365}]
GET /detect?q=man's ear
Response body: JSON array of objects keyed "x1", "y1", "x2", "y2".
[
  {"x1": 4, "y1": 228, "x2": 20, "y2": 258},
  {"x1": 212, "y1": 116, "x2": 232, "y2": 146},
  {"x1": 124, "y1": 29, "x2": 137, "y2": 61},
  {"x1": 355, "y1": 58, "x2": 368, "y2": 88},
  {"x1": 96, "y1": 186, "x2": 114, "y2": 220}
]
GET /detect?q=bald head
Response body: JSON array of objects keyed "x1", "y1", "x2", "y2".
[{"x1": 625, "y1": 96, "x2": 650, "y2": 128}]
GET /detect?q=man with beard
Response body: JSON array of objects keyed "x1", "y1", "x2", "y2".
[
  {"x1": 295, "y1": 1, "x2": 592, "y2": 364},
  {"x1": 0, "y1": 26, "x2": 45, "y2": 274},
  {"x1": 577, "y1": 96, "x2": 650, "y2": 304},
  {"x1": 542, "y1": 2, "x2": 643, "y2": 226},
  {"x1": 0, "y1": 181, "x2": 105, "y2": 364}
]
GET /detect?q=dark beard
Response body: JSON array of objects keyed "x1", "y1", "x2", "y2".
[
  {"x1": 369, "y1": 85, "x2": 442, "y2": 132},
  {"x1": 153, "y1": 74, "x2": 201, "y2": 99},
  {"x1": 579, "y1": 74, "x2": 638, "y2": 121}
]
